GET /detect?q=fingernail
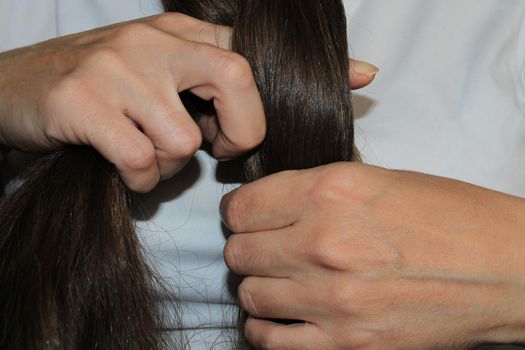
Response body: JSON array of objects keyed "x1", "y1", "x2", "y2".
[{"x1": 353, "y1": 60, "x2": 380, "y2": 77}]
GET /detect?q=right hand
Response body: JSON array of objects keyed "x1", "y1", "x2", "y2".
[{"x1": 0, "y1": 13, "x2": 266, "y2": 192}]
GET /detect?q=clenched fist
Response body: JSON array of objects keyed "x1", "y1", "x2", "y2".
[
  {"x1": 222, "y1": 163, "x2": 525, "y2": 349},
  {"x1": 0, "y1": 13, "x2": 265, "y2": 192}
]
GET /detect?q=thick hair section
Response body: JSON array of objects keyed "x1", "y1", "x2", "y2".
[
  {"x1": 234, "y1": 1, "x2": 357, "y2": 179},
  {"x1": 164, "y1": 0, "x2": 357, "y2": 181},
  {"x1": 0, "y1": 148, "x2": 166, "y2": 349}
]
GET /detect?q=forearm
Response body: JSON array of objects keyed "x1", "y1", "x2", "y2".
[
  {"x1": 398, "y1": 176, "x2": 525, "y2": 344},
  {"x1": 0, "y1": 45, "x2": 60, "y2": 152}
]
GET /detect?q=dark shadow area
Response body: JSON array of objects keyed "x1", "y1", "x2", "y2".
[
  {"x1": 1, "y1": 151, "x2": 41, "y2": 182},
  {"x1": 1, "y1": 151, "x2": 47, "y2": 200},
  {"x1": 215, "y1": 157, "x2": 245, "y2": 184},
  {"x1": 352, "y1": 93, "x2": 377, "y2": 119},
  {"x1": 132, "y1": 156, "x2": 202, "y2": 220},
  {"x1": 199, "y1": 138, "x2": 245, "y2": 185}
]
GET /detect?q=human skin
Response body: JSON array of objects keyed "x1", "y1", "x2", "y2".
[
  {"x1": 221, "y1": 163, "x2": 525, "y2": 349},
  {"x1": 0, "y1": 12, "x2": 265, "y2": 192},
  {"x1": 0, "y1": 13, "x2": 376, "y2": 191}
]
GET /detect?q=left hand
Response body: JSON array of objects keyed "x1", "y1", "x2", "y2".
[{"x1": 221, "y1": 163, "x2": 525, "y2": 349}]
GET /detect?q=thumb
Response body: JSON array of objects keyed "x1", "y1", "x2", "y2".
[{"x1": 349, "y1": 59, "x2": 379, "y2": 89}]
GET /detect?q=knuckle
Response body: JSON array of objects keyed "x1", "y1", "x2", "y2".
[
  {"x1": 221, "y1": 196, "x2": 246, "y2": 232},
  {"x1": 228, "y1": 129, "x2": 263, "y2": 154},
  {"x1": 150, "y1": 12, "x2": 195, "y2": 30},
  {"x1": 120, "y1": 142, "x2": 156, "y2": 173},
  {"x1": 149, "y1": 102, "x2": 202, "y2": 157},
  {"x1": 308, "y1": 232, "x2": 351, "y2": 270},
  {"x1": 44, "y1": 76, "x2": 91, "y2": 113},
  {"x1": 171, "y1": 122, "x2": 202, "y2": 157},
  {"x1": 223, "y1": 236, "x2": 240, "y2": 271},
  {"x1": 214, "y1": 52, "x2": 254, "y2": 89},
  {"x1": 84, "y1": 47, "x2": 125, "y2": 70},
  {"x1": 306, "y1": 164, "x2": 367, "y2": 216},
  {"x1": 310, "y1": 167, "x2": 349, "y2": 204},
  {"x1": 131, "y1": 177, "x2": 159, "y2": 194},
  {"x1": 114, "y1": 22, "x2": 157, "y2": 44},
  {"x1": 244, "y1": 319, "x2": 285, "y2": 350},
  {"x1": 251, "y1": 124, "x2": 266, "y2": 147},
  {"x1": 237, "y1": 278, "x2": 259, "y2": 316},
  {"x1": 243, "y1": 318, "x2": 256, "y2": 342}
]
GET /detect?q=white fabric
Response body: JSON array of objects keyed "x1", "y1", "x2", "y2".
[
  {"x1": 1, "y1": 0, "x2": 524, "y2": 349},
  {"x1": 347, "y1": 0, "x2": 525, "y2": 197}
]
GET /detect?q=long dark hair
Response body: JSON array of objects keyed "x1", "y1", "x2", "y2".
[{"x1": 0, "y1": 0, "x2": 356, "y2": 349}]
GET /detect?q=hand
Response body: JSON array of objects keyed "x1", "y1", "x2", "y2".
[
  {"x1": 0, "y1": 13, "x2": 265, "y2": 192},
  {"x1": 221, "y1": 163, "x2": 525, "y2": 349},
  {"x1": 0, "y1": 13, "x2": 377, "y2": 192},
  {"x1": 348, "y1": 59, "x2": 378, "y2": 89}
]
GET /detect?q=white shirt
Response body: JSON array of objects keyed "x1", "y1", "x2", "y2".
[
  {"x1": 348, "y1": 0, "x2": 525, "y2": 197},
  {"x1": 1, "y1": 0, "x2": 524, "y2": 349}
]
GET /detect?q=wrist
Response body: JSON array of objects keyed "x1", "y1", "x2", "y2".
[
  {"x1": 477, "y1": 195, "x2": 525, "y2": 344},
  {"x1": 481, "y1": 285, "x2": 525, "y2": 345}
]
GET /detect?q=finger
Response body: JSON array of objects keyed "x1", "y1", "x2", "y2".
[
  {"x1": 349, "y1": 59, "x2": 379, "y2": 90},
  {"x1": 143, "y1": 14, "x2": 264, "y2": 159},
  {"x1": 245, "y1": 317, "x2": 327, "y2": 350},
  {"x1": 84, "y1": 107, "x2": 159, "y2": 193},
  {"x1": 145, "y1": 14, "x2": 264, "y2": 157},
  {"x1": 220, "y1": 170, "x2": 305, "y2": 233},
  {"x1": 123, "y1": 81, "x2": 202, "y2": 180},
  {"x1": 224, "y1": 229, "x2": 299, "y2": 277},
  {"x1": 196, "y1": 114, "x2": 220, "y2": 144},
  {"x1": 177, "y1": 47, "x2": 266, "y2": 159},
  {"x1": 238, "y1": 276, "x2": 315, "y2": 321},
  {"x1": 146, "y1": 12, "x2": 233, "y2": 50},
  {"x1": 350, "y1": 72, "x2": 376, "y2": 90}
]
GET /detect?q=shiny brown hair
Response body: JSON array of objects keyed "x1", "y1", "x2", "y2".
[{"x1": 0, "y1": 0, "x2": 356, "y2": 348}]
